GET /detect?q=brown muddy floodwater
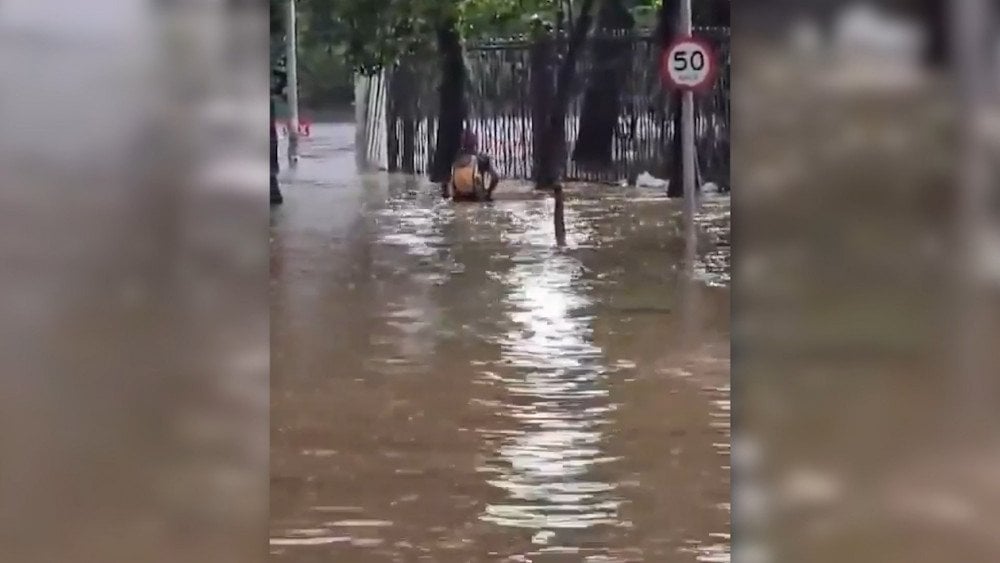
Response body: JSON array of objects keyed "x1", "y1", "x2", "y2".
[{"x1": 270, "y1": 124, "x2": 730, "y2": 562}]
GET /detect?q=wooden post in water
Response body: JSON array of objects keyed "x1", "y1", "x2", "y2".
[{"x1": 553, "y1": 186, "x2": 567, "y2": 244}]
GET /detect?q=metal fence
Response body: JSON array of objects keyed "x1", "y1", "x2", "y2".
[{"x1": 356, "y1": 27, "x2": 730, "y2": 187}]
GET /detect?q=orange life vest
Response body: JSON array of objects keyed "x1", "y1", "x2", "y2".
[{"x1": 450, "y1": 155, "x2": 483, "y2": 197}]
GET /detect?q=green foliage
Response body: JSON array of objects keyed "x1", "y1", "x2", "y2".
[
  {"x1": 631, "y1": 4, "x2": 659, "y2": 29},
  {"x1": 273, "y1": 0, "x2": 724, "y2": 108},
  {"x1": 285, "y1": 0, "x2": 718, "y2": 74},
  {"x1": 294, "y1": 0, "x2": 566, "y2": 75},
  {"x1": 295, "y1": 1, "x2": 354, "y2": 107},
  {"x1": 458, "y1": 0, "x2": 560, "y2": 39},
  {"x1": 297, "y1": 46, "x2": 355, "y2": 110},
  {"x1": 271, "y1": 0, "x2": 288, "y2": 95},
  {"x1": 297, "y1": 0, "x2": 451, "y2": 75}
]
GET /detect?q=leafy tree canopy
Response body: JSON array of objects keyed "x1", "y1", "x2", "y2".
[
  {"x1": 293, "y1": 0, "x2": 563, "y2": 74},
  {"x1": 270, "y1": 0, "x2": 726, "y2": 107},
  {"x1": 277, "y1": 0, "x2": 724, "y2": 74}
]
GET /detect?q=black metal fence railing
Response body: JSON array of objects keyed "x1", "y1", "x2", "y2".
[{"x1": 358, "y1": 27, "x2": 730, "y2": 188}]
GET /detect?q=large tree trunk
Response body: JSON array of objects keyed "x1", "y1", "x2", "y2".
[
  {"x1": 571, "y1": 0, "x2": 634, "y2": 168},
  {"x1": 386, "y1": 62, "x2": 418, "y2": 173},
  {"x1": 538, "y1": 0, "x2": 597, "y2": 188},
  {"x1": 530, "y1": 35, "x2": 556, "y2": 183},
  {"x1": 396, "y1": 64, "x2": 417, "y2": 174},
  {"x1": 694, "y1": 0, "x2": 729, "y2": 191},
  {"x1": 430, "y1": 18, "x2": 467, "y2": 184}
]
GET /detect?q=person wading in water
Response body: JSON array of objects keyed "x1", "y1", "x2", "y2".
[{"x1": 443, "y1": 129, "x2": 500, "y2": 202}]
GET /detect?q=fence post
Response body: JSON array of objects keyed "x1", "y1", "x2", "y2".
[
  {"x1": 354, "y1": 74, "x2": 370, "y2": 171},
  {"x1": 529, "y1": 34, "x2": 555, "y2": 183},
  {"x1": 373, "y1": 71, "x2": 388, "y2": 170}
]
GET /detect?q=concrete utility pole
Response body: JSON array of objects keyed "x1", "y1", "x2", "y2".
[
  {"x1": 680, "y1": 0, "x2": 697, "y2": 272},
  {"x1": 285, "y1": 0, "x2": 300, "y2": 166}
]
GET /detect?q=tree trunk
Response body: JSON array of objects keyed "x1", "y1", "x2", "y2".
[
  {"x1": 385, "y1": 69, "x2": 399, "y2": 172},
  {"x1": 430, "y1": 19, "x2": 467, "y2": 183},
  {"x1": 387, "y1": 62, "x2": 418, "y2": 173},
  {"x1": 530, "y1": 35, "x2": 556, "y2": 183},
  {"x1": 693, "y1": 0, "x2": 730, "y2": 27},
  {"x1": 537, "y1": 0, "x2": 597, "y2": 188},
  {"x1": 572, "y1": 0, "x2": 634, "y2": 168},
  {"x1": 270, "y1": 97, "x2": 283, "y2": 204},
  {"x1": 399, "y1": 65, "x2": 417, "y2": 174}
]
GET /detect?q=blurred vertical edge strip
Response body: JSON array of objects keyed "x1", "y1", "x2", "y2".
[
  {"x1": 733, "y1": 1, "x2": 1000, "y2": 562},
  {"x1": 0, "y1": 1, "x2": 269, "y2": 563}
]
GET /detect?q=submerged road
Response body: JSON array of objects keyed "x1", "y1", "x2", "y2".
[{"x1": 270, "y1": 123, "x2": 731, "y2": 561}]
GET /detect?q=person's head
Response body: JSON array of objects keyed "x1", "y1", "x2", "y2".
[{"x1": 460, "y1": 129, "x2": 478, "y2": 153}]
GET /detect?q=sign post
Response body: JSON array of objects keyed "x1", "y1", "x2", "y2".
[
  {"x1": 661, "y1": 7, "x2": 718, "y2": 277},
  {"x1": 285, "y1": 0, "x2": 300, "y2": 166}
]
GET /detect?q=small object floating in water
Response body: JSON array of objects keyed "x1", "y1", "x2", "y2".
[
  {"x1": 634, "y1": 171, "x2": 730, "y2": 194},
  {"x1": 532, "y1": 530, "x2": 556, "y2": 545},
  {"x1": 269, "y1": 536, "x2": 350, "y2": 546},
  {"x1": 636, "y1": 171, "x2": 669, "y2": 189},
  {"x1": 703, "y1": 181, "x2": 732, "y2": 194}
]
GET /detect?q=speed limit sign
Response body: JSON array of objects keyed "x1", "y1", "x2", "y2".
[{"x1": 662, "y1": 35, "x2": 718, "y2": 92}]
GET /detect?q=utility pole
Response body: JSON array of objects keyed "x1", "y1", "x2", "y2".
[
  {"x1": 680, "y1": 0, "x2": 697, "y2": 273},
  {"x1": 285, "y1": 0, "x2": 300, "y2": 166},
  {"x1": 677, "y1": 0, "x2": 699, "y2": 340}
]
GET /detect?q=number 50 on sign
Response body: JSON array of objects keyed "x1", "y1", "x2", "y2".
[{"x1": 661, "y1": 36, "x2": 718, "y2": 93}]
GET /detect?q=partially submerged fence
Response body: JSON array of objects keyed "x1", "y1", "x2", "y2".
[{"x1": 356, "y1": 27, "x2": 730, "y2": 187}]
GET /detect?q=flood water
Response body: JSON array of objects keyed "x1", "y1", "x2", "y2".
[{"x1": 270, "y1": 123, "x2": 731, "y2": 561}]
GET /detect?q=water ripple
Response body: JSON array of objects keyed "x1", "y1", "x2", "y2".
[{"x1": 478, "y1": 212, "x2": 623, "y2": 536}]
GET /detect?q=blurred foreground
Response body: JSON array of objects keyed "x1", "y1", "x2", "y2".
[
  {"x1": 735, "y1": 2, "x2": 1000, "y2": 562},
  {"x1": 0, "y1": 2, "x2": 268, "y2": 563}
]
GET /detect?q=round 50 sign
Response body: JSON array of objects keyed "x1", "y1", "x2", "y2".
[{"x1": 661, "y1": 36, "x2": 718, "y2": 92}]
